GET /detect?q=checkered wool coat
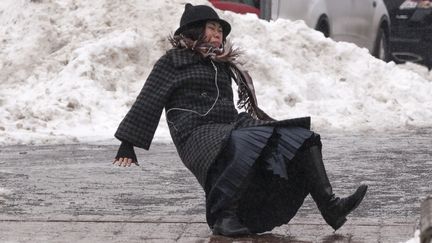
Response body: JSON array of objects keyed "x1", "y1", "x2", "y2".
[{"x1": 115, "y1": 48, "x2": 311, "y2": 188}]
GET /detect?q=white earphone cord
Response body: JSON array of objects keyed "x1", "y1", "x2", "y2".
[{"x1": 166, "y1": 60, "x2": 220, "y2": 130}]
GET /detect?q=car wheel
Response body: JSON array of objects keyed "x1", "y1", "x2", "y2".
[
  {"x1": 373, "y1": 27, "x2": 389, "y2": 62},
  {"x1": 315, "y1": 16, "x2": 330, "y2": 38}
]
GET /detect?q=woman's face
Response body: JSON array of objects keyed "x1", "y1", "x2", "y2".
[{"x1": 204, "y1": 21, "x2": 223, "y2": 48}]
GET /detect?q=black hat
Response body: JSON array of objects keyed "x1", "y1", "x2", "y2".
[{"x1": 174, "y1": 3, "x2": 231, "y2": 37}]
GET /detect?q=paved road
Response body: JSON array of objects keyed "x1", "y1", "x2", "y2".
[{"x1": 0, "y1": 129, "x2": 431, "y2": 242}]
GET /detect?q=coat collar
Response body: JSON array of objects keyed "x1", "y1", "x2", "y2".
[{"x1": 167, "y1": 48, "x2": 202, "y2": 68}]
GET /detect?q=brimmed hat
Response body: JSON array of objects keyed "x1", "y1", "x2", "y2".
[{"x1": 174, "y1": 3, "x2": 231, "y2": 37}]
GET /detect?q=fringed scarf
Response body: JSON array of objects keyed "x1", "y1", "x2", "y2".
[{"x1": 169, "y1": 35, "x2": 275, "y2": 121}]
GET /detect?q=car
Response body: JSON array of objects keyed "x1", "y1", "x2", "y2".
[
  {"x1": 388, "y1": 0, "x2": 432, "y2": 69},
  {"x1": 261, "y1": 0, "x2": 392, "y2": 62},
  {"x1": 209, "y1": 0, "x2": 260, "y2": 16}
]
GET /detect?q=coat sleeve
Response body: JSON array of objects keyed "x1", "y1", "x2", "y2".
[{"x1": 114, "y1": 54, "x2": 175, "y2": 150}]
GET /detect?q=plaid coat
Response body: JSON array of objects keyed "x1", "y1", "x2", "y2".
[{"x1": 115, "y1": 48, "x2": 311, "y2": 187}]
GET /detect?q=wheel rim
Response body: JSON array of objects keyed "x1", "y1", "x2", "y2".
[{"x1": 378, "y1": 32, "x2": 386, "y2": 61}]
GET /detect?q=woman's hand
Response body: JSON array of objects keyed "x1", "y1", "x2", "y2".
[
  {"x1": 114, "y1": 141, "x2": 139, "y2": 167},
  {"x1": 112, "y1": 157, "x2": 140, "y2": 167}
]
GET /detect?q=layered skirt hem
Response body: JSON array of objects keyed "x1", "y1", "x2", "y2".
[{"x1": 205, "y1": 126, "x2": 321, "y2": 233}]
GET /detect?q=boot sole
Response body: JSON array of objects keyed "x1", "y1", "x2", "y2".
[{"x1": 212, "y1": 226, "x2": 251, "y2": 237}]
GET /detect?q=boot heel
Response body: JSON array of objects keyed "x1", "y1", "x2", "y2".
[
  {"x1": 212, "y1": 211, "x2": 251, "y2": 237},
  {"x1": 332, "y1": 217, "x2": 347, "y2": 231}
]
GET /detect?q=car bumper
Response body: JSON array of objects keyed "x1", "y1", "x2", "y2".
[
  {"x1": 389, "y1": 9, "x2": 432, "y2": 67},
  {"x1": 390, "y1": 27, "x2": 432, "y2": 67}
]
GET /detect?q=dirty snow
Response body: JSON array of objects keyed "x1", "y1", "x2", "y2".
[{"x1": 1, "y1": 0, "x2": 431, "y2": 145}]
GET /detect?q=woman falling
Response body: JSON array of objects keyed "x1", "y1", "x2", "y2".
[{"x1": 113, "y1": 3, "x2": 368, "y2": 237}]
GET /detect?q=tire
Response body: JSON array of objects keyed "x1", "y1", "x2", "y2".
[
  {"x1": 373, "y1": 27, "x2": 389, "y2": 62},
  {"x1": 315, "y1": 16, "x2": 330, "y2": 38}
]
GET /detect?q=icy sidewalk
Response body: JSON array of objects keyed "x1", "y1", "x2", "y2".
[{"x1": 0, "y1": 130, "x2": 430, "y2": 242}]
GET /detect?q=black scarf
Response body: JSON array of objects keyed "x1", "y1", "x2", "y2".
[{"x1": 169, "y1": 35, "x2": 275, "y2": 121}]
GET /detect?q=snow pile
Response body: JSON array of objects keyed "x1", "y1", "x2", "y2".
[
  {"x1": 0, "y1": 0, "x2": 179, "y2": 144},
  {"x1": 1, "y1": 0, "x2": 431, "y2": 145},
  {"x1": 399, "y1": 62, "x2": 432, "y2": 81},
  {"x1": 404, "y1": 230, "x2": 420, "y2": 243}
]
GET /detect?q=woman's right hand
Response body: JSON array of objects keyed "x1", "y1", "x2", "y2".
[
  {"x1": 112, "y1": 157, "x2": 139, "y2": 167},
  {"x1": 114, "y1": 141, "x2": 139, "y2": 167}
]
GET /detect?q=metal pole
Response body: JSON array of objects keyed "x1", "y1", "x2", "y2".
[{"x1": 259, "y1": 0, "x2": 272, "y2": 20}]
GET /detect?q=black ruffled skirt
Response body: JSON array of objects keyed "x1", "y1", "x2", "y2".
[{"x1": 205, "y1": 126, "x2": 320, "y2": 233}]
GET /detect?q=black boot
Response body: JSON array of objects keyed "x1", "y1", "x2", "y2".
[
  {"x1": 303, "y1": 145, "x2": 368, "y2": 231},
  {"x1": 212, "y1": 204, "x2": 250, "y2": 237},
  {"x1": 319, "y1": 184, "x2": 368, "y2": 230}
]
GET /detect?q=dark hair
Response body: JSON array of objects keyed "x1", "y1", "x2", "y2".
[
  {"x1": 169, "y1": 21, "x2": 227, "y2": 49},
  {"x1": 177, "y1": 21, "x2": 227, "y2": 42},
  {"x1": 179, "y1": 22, "x2": 206, "y2": 42}
]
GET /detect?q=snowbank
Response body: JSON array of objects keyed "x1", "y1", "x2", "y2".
[{"x1": 1, "y1": 0, "x2": 431, "y2": 145}]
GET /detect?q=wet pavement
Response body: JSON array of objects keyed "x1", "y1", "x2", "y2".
[{"x1": 0, "y1": 129, "x2": 431, "y2": 242}]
